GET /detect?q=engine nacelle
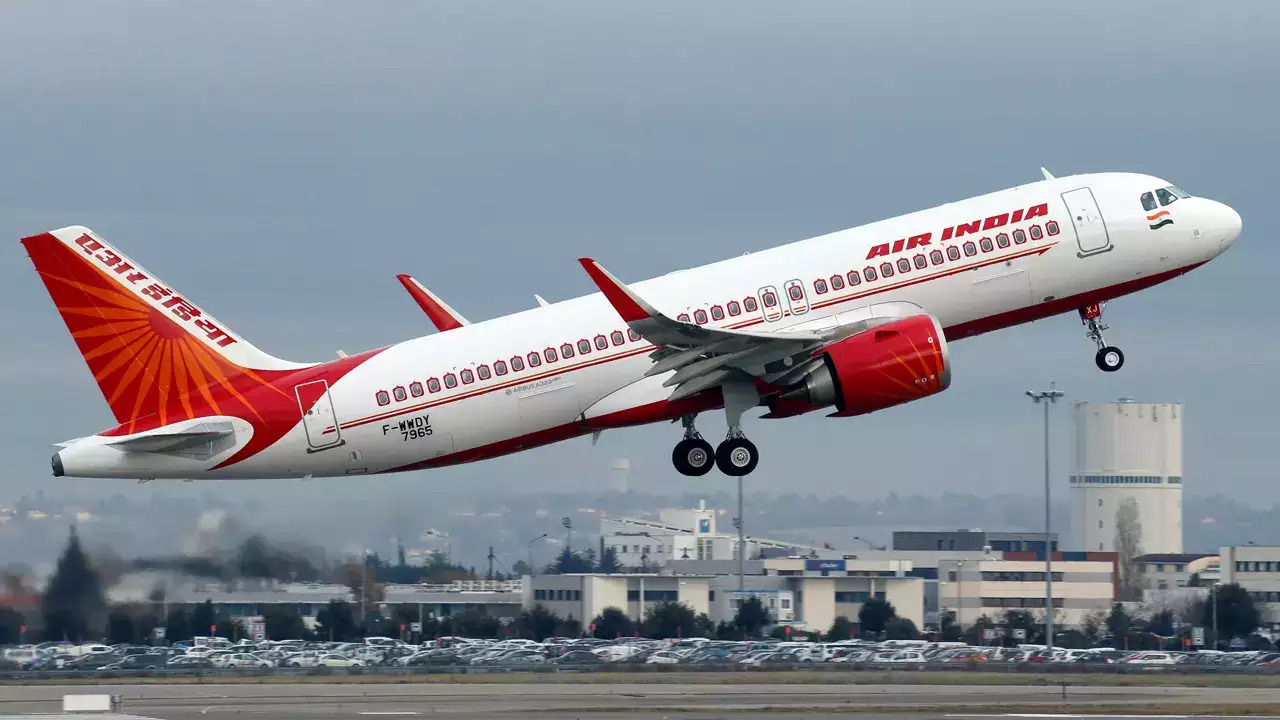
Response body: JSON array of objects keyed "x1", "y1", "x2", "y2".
[{"x1": 766, "y1": 314, "x2": 951, "y2": 418}]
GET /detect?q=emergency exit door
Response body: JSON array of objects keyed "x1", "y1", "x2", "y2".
[
  {"x1": 295, "y1": 380, "x2": 344, "y2": 452},
  {"x1": 1061, "y1": 187, "x2": 1112, "y2": 256}
]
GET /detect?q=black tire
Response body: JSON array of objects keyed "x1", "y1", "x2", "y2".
[
  {"x1": 715, "y1": 437, "x2": 759, "y2": 476},
  {"x1": 672, "y1": 438, "x2": 715, "y2": 476},
  {"x1": 1095, "y1": 346, "x2": 1124, "y2": 372}
]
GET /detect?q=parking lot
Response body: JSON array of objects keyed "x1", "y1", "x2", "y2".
[{"x1": 5, "y1": 636, "x2": 1280, "y2": 680}]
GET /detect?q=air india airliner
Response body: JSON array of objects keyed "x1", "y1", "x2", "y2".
[{"x1": 22, "y1": 170, "x2": 1240, "y2": 480}]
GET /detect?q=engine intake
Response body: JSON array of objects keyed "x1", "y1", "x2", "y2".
[{"x1": 766, "y1": 314, "x2": 951, "y2": 418}]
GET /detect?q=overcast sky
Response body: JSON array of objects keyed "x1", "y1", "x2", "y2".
[{"x1": 2, "y1": 1, "x2": 1276, "y2": 506}]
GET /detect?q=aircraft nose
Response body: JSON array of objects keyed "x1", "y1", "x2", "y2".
[{"x1": 1207, "y1": 199, "x2": 1242, "y2": 247}]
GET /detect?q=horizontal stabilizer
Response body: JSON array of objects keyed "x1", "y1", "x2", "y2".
[{"x1": 107, "y1": 422, "x2": 235, "y2": 454}]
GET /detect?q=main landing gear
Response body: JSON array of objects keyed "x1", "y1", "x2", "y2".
[
  {"x1": 1080, "y1": 302, "x2": 1124, "y2": 372},
  {"x1": 672, "y1": 380, "x2": 761, "y2": 477}
]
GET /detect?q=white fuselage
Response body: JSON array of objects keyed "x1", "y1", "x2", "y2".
[{"x1": 55, "y1": 172, "x2": 1240, "y2": 479}]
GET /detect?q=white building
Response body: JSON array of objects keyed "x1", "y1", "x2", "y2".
[
  {"x1": 1220, "y1": 546, "x2": 1280, "y2": 625},
  {"x1": 1071, "y1": 400, "x2": 1183, "y2": 554},
  {"x1": 938, "y1": 556, "x2": 1117, "y2": 629}
]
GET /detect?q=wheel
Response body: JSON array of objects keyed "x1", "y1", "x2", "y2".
[
  {"x1": 1095, "y1": 346, "x2": 1124, "y2": 372},
  {"x1": 715, "y1": 437, "x2": 759, "y2": 476},
  {"x1": 672, "y1": 438, "x2": 715, "y2": 476}
]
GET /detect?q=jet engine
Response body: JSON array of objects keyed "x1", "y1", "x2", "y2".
[{"x1": 764, "y1": 314, "x2": 951, "y2": 418}]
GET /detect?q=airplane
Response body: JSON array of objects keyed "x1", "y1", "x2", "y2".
[{"x1": 21, "y1": 171, "x2": 1240, "y2": 481}]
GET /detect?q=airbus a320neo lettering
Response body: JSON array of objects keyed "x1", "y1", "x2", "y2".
[{"x1": 22, "y1": 171, "x2": 1240, "y2": 480}]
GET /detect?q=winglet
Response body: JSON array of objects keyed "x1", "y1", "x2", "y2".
[
  {"x1": 396, "y1": 274, "x2": 470, "y2": 332},
  {"x1": 577, "y1": 258, "x2": 659, "y2": 323}
]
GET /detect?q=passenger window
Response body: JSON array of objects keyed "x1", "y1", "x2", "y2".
[
  {"x1": 578, "y1": 339, "x2": 591, "y2": 354},
  {"x1": 830, "y1": 274, "x2": 845, "y2": 290},
  {"x1": 847, "y1": 270, "x2": 861, "y2": 286},
  {"x1": 460, "y1": 369, "x2": 474, "y2": 384},
  {"x1": 694, "y1": 309, "x2": 708, "y2": 324},
  {"x1": 376, "y1": 390, "x2": 390, "y2": 406},
  {"x1": 788, "y1": 285, "x2": 804, "y2": 301},
  {"x1": 914, "y1": 254, "x2": 927, "y2": 269},
  {"x1": 896, "y1": 258, "x2": 911, "y2": 273},
  {"x1": 510, "y1": 356, "x2": 525, "y2": 372},
  {"x1": 947, "y1": 245, "x2": 961, "y2": 260},
  {"x1": 1013, "y1": 229, "x2": 1027, "y2": 244},
  {"x1": 743, "y1": 297, "x2": 758, "y2": 312},
  {"x1": 677, "y1": 313, "x2": 691, "y2": 322},
  {"x1": 628, "y1": 328, "x2": 640, "y2": 341},
  {"x1": 880, "y1": 262, "x2": 894, "y2": 278},
  {"x1": 996, "y1": 233, "x2": 1010, "y2": 248},
  {"x1": 1141, "y1": 191, "x2": 1158, "y2": 212},
  {"x1": 980, "y1": 237, "x2": 994, "y2": 253},
  {"x1": 444, "y1": 373, "x2": 458, "y2": 389},
  {"x1": 963, "y1": 241, "x2": 977, "y2": 257},
  {"x1": 427, "y1": 378, "x2": 441, "y2": 392},
  {"x1": 1030, "y1": 225, "x2": 1043, "y2": 240},
  {"x1": 393, "y1": 386, "x2": 407, "y2": 401},
  {"x1": 594, "y1": 335, "x2": 608, "y2": 350},
  {"x1": 1046, "y1": 220, "x2": 1060, "y2": 236},
  {"x1": 727, "y1": 300, "x2": 742, "y2": 316},
  {"x1": 527, "y1": 352, "x2": 541, "y2": 367},
  {"x1": 543, "y1": 347, "x2": 557, "y2": 363},
  {"x1": 813, "y1": 279, "x2": 828, "y2": 295},
  {"x1": 410, "y1": 382, "x2": 424, "y2": 398},
  {"x1": 493, "y1": 361, "x2": 507, "y2": 377},
  {"x1": 930, "y1": 249, "x2": 944, "y2": 265},
  {"x1": 611, "y1": 331, "x2": 625, "y2": 346},
  {"x1": 477, "y1": 365, "x2": 491, "y2": 380},
  {"x1": 862, "y1": 266, "x2": 876, "y2": 282},
  {"x1": 711, "y1": 305, "x2": 725, "y2": 321},
  {"x1": 560, "y1": 343, "x2": 574, "y2": 359},
  {"x1": 761, "y1": 291, "x2": 777, "y2": 308},
  {"x1": 1156, "y1": 188, "x2": 1178, "y2": 206}
]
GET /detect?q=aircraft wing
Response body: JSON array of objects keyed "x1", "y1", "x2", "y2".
[
  {"x1": 578, "y1": 258, "x2": 830, "y2": 400},
  {"x1": 396, "y1": 275, "x2": 470, "y2": 331}
]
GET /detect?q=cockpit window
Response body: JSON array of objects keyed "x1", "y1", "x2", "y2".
[
  {"x1": 1155, "y1": 188, "x2": 1179, "y2": 207},
  {"x1": 1168, "y1": 185, "x2": 1191, "y2": 199},
  {"x1": 1140, "y1": 192, "x2": 1157, "y2": 212}
]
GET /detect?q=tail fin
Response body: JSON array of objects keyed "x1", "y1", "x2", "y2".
[{"x1": 21, "y1": 226, "x2": 309, "y2": 428}]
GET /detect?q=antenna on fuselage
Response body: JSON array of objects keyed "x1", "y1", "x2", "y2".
[{"x1": 1040, "y1": 167, "x2": 1055, "y2": 180}]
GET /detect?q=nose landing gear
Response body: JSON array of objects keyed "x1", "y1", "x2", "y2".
[{"x1": 1081, "y1": 303, "x2": 1124, "y2": 372}]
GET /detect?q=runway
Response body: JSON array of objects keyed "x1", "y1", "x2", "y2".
[{"x1": 2, "y1": 682, "x2": 1278, "y2": 719}]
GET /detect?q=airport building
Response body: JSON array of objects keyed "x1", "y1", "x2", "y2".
[
  {"x1": 1220, "y1": 545, "x2": 1280, "y2": 624},
  {"x1": 1071, "y1": 400, "x2": 1184, "y2": 554},
  {"x1": 1134, "y1": 553, "x2": 1216, "y2": 590},
  {"x1": 893, "y1": 530, "x2": 1058, "y2": 554},
  {"x1": 937, "y1": 552, "x2": 1118, "y2": 629}
]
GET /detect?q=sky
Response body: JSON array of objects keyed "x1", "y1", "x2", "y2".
[{"x1": 1, "y1": 1, "x2": 1276, "y2": 506}]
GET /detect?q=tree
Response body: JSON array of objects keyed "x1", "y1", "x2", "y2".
[
  {"x1": 262, "y1": 605, "x2": 309, "y2": 640},
  {"x1": 510, "y1": 560, "x2": 533, "y2": 577},
  {"x1": 190, "y1": 599, "x2": 216, "y2": 637},
  {"x1": 857, "y1": 598, "x2": 896, "y2": 635},
  {"x1": 42, "y1": 528, "x2": 106, "y2": 642},
  {"x1": 1144, "y1": 608, "x2": 1176, "y2": 637},
  {"x1": 641, "y1": 601, "x2": 696, "y2": 639},
  {"x1": 513, "y1": 605, "x2": 560, "y2": 641},
  {"x1": 598, "y1": 546, "x2": 622, "y2": 574},
  {"x1": 733, "y1": 596, "x2": 771, "y2": 637},
  {"x1": 590, "y1": 607, "x2": 634, "y2": 639},
  {"x1": 1081, "y1": 610, "x2": 1107, "y2": 646},
  {"x1": 825, "y1": 616, "x2": 855, "y2": 642},
  {"x1": 0, "y1": 607, "x2": 26, "y2": 645},
  {"x1": 939, "y1": 613, "x2": 963, "y2": 642},
  {"x1": 316, "y1": 599, "x2": 359, "y2": 641},
  {"x1": 1105, "y1": 603, "x2": 1133, "y2": 638},
  {"x1": 1003, "y1": 609, "x2": 1040, "y2": 643},
  {"x1": 884, "y1": 617, "x2": 919, "y2": 640},
  {"x1": 962, "y1": 614, "x2": 998, "y2": 646},
  {"x1": 1114, "y1": 498, "x2": 1144, "y2": 600},
  {"x1": 1203, "y1": 583, "x2": 1260, "y2": 643},
  {"x1": 547, "y1": 548, "x2": 594, "y2": 574},
  {"x1": 555, "y1": 614, "x2": 582, "y2": 638},
  {"x1": 1187, "y1": 572, "x2": 1204, "y2": 587},
  {"x1": 106, "y1": 609, "x2": 137, "y2": 644},
  {"x1": 692, "y1": 613, "x2": 715, "y2": 638},
  {"x1": 1055, "y1": 629, "x2": 1090, "y2": 649},
  {"x1": 164, "y1": 608, "x2": 193, "y2": 643}
]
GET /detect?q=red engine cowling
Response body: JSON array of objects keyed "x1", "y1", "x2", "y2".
[{"x1": 765, "y1": 314, "x2": 951, "y2": 418}]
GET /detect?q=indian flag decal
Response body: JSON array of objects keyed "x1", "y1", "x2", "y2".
[{"x1": 1147, "y1": 210, "x2": 1173, "y2": 230}]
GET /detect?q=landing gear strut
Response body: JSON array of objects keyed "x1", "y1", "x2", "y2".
[
  {"x1": 714, "y1": 380, "x2": 760, "y2": 476},
  {"x1": 672, "y1": 414, "x2": 714, "y2": 477},
  {"x1": 1080, "y1": 302, "x2": 1124, "y2": 372}
]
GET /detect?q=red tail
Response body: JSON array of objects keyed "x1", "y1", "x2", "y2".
[{"x1": 22, "y1": 226, "x2": 308, "y2": 432}]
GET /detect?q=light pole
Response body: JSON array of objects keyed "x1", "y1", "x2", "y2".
[
  {"x1": 1211, "y1": 580, "x2": 1219, "y2": 649},
  {"x1": 735, "y1": 474, "x2": 745, "y2": 591},
  {"x1": 562, "y1": 517, "x2": 573, "y2": 555},
  {"x1": 853, "y1": 536, "x2": 886, "y2": 551},
  {"x1": 1026, "y1": 382, "x2": 1064, "y2": 652},
  {"x1": 527, "y1": 533, "x2": 548, "y2": 578}
]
